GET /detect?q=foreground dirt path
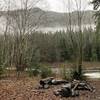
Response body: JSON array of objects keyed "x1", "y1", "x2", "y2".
[{"x1": 0, "y1": 78, "x2": 100, "y2": 100}]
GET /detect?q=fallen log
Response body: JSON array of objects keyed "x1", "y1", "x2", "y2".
[
  {"x1": 72, "y1": 80, "x2": 95, "y2": 92},
  {"x1": 39, "y1": 77, "x2": 54, "y2": 88},
  {"x1": 51, "y1": 79, "x2": 68, "y2": 85},
  {"x1": 54, "y1": 80, "x2": 95, "y2": 97},
  {"x1": 39, "y1": 78, "x2": 95, "y2": 97},
  {"x1": 39, "y1": 77, "x2": 68, "y2": 88},
  {"x1": 54, "y1": 83, "x2": 79, "y2": 97}
]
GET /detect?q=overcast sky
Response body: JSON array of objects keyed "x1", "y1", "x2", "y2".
[
  {"x1": 37, "y1": 0, "x2": 93, "y2": 12},
  {"x1": 1, "y1": 0, "x2": 93, "y2": 12}
]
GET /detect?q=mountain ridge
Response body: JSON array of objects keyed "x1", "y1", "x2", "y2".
[{"x1": 0, "y1": 7, "x2": 95, "y2": 28}]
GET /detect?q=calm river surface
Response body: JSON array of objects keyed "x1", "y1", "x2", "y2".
[{"x1": 51, "y1": 67, "x2": 100, "y2": 79}]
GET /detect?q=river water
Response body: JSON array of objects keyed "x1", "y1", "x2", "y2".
[
  {"x1": 0, "y1": 16, "x2": 95, "y2": 33},
  {"x1": 37, "y1": 24, "x2": 95, "y2": 33},
  {"x1": 84, "y1": 72, "x2": 100, "y2": 79},
  {"x1": 51, "y1": 68, "x2": 100, "y2": 79}
]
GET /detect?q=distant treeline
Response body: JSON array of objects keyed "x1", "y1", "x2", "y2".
[{"x1": 0, "y1": 28, "x2": 99, "y2": 68}]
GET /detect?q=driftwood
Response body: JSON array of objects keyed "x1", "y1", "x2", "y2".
[
  {"x1": 72, "y1": 80, "x2": 95, "y2": 92},
  {"x1": 54, "y1": 83, "x2": 79, "y2": 97},
  {"x1": 39, "y1": 78, "x2": 95, "y2": 97},
  {"x1": 54, "y1": 80, "x2": 95, "y2": 97},
  {"x1": 39, "y1": 77, "x2": 54, "y2": 88},
  {"x1": 39, "y1": 77, "x2": 68, "y2": 88},
  {"x1": 51, "y1": 79, "x2": 68, "y2": 85}
]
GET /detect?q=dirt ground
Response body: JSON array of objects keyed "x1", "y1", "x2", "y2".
[{"x1": 0, "y1": 77, "x2": 100, "y2": 100}]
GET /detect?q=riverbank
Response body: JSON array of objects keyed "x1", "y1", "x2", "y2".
[
  {"x1": 42, "y1": 61, "x2": 100, "y2": 69},
  {"x1": 0, "y1": 77, "x2": 100, "y2": 100}
]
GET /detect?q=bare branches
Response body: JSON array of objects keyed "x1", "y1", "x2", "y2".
[{"x1": 91, "y1": 0, "x2": 100, "y2": 10}]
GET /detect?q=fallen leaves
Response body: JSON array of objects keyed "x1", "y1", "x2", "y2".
[{"x1": 0, "y1": 78, "x2": 100, "y2": 100}]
